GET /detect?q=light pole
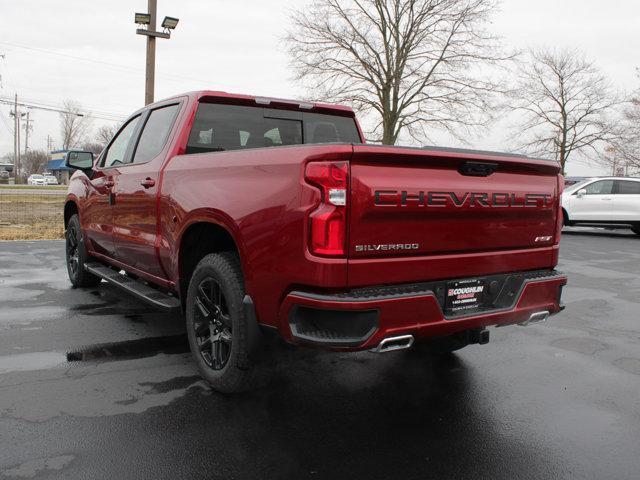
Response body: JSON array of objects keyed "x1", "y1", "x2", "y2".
[{"x1": 135, "y1": 1, "x2": 179, "y2": 105}]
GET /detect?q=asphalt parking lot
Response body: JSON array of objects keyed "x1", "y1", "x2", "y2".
[{"x1": 1, "y1": 229, "x2": 639, "y2": 479}]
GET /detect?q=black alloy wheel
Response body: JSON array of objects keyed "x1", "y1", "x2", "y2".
[
  {"x1": 65, "y1": 213, "x2": 101, "y2": 288},
  {"x1": 66, "y1": 223, "x2": 80, "y2": 278},
  {"x1": 192, "y1": 277, "x2": 233, "y2": 370}
]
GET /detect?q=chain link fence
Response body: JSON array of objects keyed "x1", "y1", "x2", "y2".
[{"x1": 0, "y1": 187, "x2": 66, "y2": 240}]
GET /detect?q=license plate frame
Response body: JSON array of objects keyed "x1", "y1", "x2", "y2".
[{"x1": 444, "y1": 278, "x2": 487, "y2": 316}]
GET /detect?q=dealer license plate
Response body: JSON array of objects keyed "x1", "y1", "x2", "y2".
[{"x1": 444, "y1": 278, "x2": 487, "y2": 316}]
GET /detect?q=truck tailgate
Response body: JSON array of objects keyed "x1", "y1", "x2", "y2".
[{"x1": 348, "y1": 145, "x2": 561, "y2": 285}]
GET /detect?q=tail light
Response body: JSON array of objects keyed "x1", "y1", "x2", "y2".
[
  {"x1": 304, "y1": 161, "x2": 349, "y2": 257},
  {"x1": 555, "y1": 174, "x2": 565, "y2": 242}
]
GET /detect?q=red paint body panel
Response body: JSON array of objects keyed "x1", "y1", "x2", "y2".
[
  {"x1": 66, "y1": 90, "x2": 566, "y2": 350},
  {"x1": 280, "y1": 276, "x2": 567, "y2": 348}
]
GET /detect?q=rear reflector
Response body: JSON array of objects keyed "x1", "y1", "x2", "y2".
[{"x1": 305, "y1": 161, "x2": 349, "y2": 257}]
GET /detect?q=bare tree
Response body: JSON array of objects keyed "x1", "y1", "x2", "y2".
[
  {"x1": 507, "y1": 48, "x2": 625, "y2": 174},
  {"x1": 612, "y1": 72, "x2": 640, "y2": 174},
  {"x1": 59, "y1": 100, "x2": 92, "y2": 150},
  {"x1": 95, "y1": 124, "x2": 119, "y2": 148},
  {"x1": 286, "y1": 0, "x2": 509, "y2": 145},
  {"x1": 21, "y1": 149, "x2": 49, "y2": 178}
]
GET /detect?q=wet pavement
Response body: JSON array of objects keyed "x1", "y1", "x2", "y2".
[{"x1": 0, "y1": 230, "x2": 639, "y2": 479}]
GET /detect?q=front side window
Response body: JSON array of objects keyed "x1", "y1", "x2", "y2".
[
  {"x1": 615, "y1": 180, "x2": 640, "y2": 195},
  {"x1": 102, "y1": 116, "x2": 141, "y2": 168},
  {"x1": 133, "y1": 104, "x2": 180, "y2": 164},
  {"x1": 185, "y1": 103, "x2": 360, "y2": 155},
  {"x1": 582, "y1": 180, "x2": 613, "y2": 195}
]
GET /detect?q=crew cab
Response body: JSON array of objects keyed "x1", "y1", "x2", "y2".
[
  {"x1": 562, "y1": 177, "x2": 640, "y2": 235},
  {"x1": 64, "y1": 91, "x2": 567, "y2": 392}
]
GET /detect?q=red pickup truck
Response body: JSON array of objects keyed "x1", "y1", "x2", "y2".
[{"x1": 64, "y1": 90, "x2": 567, "y2": 392}]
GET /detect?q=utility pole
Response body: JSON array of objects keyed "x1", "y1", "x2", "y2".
[
  {"x1": 135, "y1": 2, "x2": 179, "y2": 105},
  {"x1": 145, "y1": 0, "x2": 157, "y2": 106},
  {"x1": 23, "y1": 111, "x2": 33, "y2": 155},
  {"x1": 47, "y1": 134, "x2": 54, "y2": 153},
  {"x1": 9, "y1": 93, "x2": 23, "y2": 181}
]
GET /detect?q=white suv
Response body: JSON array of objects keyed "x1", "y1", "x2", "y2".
[{"x1": 562, "y1": 177, "x2": 640, "y2": 235}]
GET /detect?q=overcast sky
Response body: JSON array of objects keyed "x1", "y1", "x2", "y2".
[{"x1": 0, "y1": 0, "x2": 637, "y2": 175}]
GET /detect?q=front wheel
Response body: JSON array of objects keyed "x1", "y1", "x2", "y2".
[
  {"x1": 66, "y1": 214, "x2": 101, "y2": 288},
  {"x1": 185, "y1": 252, "x2": 254, "y2": 393}
]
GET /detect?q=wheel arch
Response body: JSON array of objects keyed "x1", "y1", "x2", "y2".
[
  {"x1": 177, "y1": 219, "x2": 245, "y2": 305},
  {"x1": 64, "y1": 199, "x2": 79, "y2": 228}
]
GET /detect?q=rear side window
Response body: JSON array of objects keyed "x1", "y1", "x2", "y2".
[
  {"x1": 133, "y1": 104, "x2": 180, "y2": 164},
  {"x1": 615, "y1": 180, "x2": 640, "y2": 194},
  {"x1": 186, "y1": 103, "x2": 360, "y2": 154},
  {"x1": 582, "y1": 180, "x2": 613, "y2": 195}
]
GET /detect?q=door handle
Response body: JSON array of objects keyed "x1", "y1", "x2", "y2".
[
  {"x1": 602, "y1": 197, "x2": 613, "y2": 201},
  {"x1": 140, "y1": 178, "x2": 156, "y2": 189}
]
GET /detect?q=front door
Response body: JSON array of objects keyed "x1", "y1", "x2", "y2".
[
  {"x1": 112, "y1": 103, "x2": 181, "y2": 280},
  {"x1": 569, "y1": 179, "x2": 614, "y2": 221},
  {"x1": 84, "y1": 115, "x2": 142, "y2": 257}
]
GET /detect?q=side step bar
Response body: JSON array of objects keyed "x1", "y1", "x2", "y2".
[{"x1": 84, "y1": 262, "x2": 181, "y2": 311}]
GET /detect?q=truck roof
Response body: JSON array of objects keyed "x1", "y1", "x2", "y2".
[{"x1": 156, "y1": 90, "x2": 356, "y2": 117}]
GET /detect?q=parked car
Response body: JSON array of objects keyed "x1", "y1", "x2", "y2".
[
  {"x1": 44, "y1": 174, "x2": 59, "y2": 185},
  {"x1": 63, "y1": 90, "x2": 567, "y2": 392},
  {"x1": 562, "y1": 177, "x2": 640, "y2": 235},
  {"x1": 27, "y1": 174, "x2": 47, "y2": 186},
  {"x1": 0, "y1": 171, "x2": 9, "y2": 184},
  {"x1": 564, "y1": 176, "x2": 587, "y2": 187}
]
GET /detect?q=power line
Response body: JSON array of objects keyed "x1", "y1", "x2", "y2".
[
  {"x1": 0, "y1": 96, "x2": 127, "y2": 122},
  {"x1": 0, "y1": 40, "x2": 233, "y2": 89}
]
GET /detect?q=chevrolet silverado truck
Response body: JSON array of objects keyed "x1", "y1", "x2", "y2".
[{"x1": 64, "y1": 90, "x2": 567, "y2": 393}]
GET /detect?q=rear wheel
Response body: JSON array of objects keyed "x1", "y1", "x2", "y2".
[
  {"x1": 185, "y1": 252, "x2": 254, "y2": 393},
  {"x1": 66, "y1": 214, "x2": 101, "y2": 288}
]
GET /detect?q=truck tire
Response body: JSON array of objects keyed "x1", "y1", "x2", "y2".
[
  {"x1": 65, "y1": 214, "x2": 101, "y2": 288},
  {"x1": 185, "y1": 252, "x2": 254, "y2": 393}
]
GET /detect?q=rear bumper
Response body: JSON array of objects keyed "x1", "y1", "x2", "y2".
[{"x1": 279, "y1": 270, "x2": 567, "y2": 350}]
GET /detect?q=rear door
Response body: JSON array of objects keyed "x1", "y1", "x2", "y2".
[
  {"x1": 612, "y1": 180, "x2": 640, "y2": 222},
  {"x1": 568, "y1": 179, "x2": 614, "y2": 221},
  {"x1": 112, "y1": 102, "x2": 181, "y2": 279}
]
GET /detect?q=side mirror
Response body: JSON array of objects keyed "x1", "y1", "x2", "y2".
[
  {"x1": 576, "y1": 189, "x2": 587, "y2": 198},
  {"x1": 65, "y1": 151, "x2": 94, "y2": 172}
]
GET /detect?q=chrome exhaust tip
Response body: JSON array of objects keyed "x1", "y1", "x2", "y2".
[
  {"x1": 519, "y1": 310, "x2": 550, "y2": 327},
  {"x1": 370, "y1": 334, "x2": 414, "y2": 353}
]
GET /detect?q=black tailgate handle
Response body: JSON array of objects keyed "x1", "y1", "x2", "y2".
[{"x1": 459, "y1": 161, "x2": 498, "y2": 177}]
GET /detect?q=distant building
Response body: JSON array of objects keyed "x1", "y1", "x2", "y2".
[{"x1": 45, "y1": 150, "x2": 71, "y2": 185}]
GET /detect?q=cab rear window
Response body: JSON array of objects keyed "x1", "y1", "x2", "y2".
[{"x1": 186, "y1": 103, "x2": 360, "y2": 154}]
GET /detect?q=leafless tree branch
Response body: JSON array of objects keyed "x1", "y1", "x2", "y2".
[{"x1": 286, "y1": 0, "x2": 511, "y2": 145}]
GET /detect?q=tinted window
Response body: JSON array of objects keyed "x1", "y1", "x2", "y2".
[
  {"x1": 583, "y1": 180, "x2": 613, "y2": 195},
  {"x1": 304, "y1": 112, "x2": 361, "y2": 144},
  {"x1": 615, "y1": 180, "x2": 640, "y2": 194},
  {"x1": 186, "y1": 103, "x2": 360, "y2": 155},
  {"x1": 102, "y1": 116, "x2": 141, "y2": 168},
  {"x1": 133, "y1": 104, "x2": 180, "y2": 164}
]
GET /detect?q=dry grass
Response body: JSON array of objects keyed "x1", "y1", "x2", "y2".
[
  {"x1": 0, "y1": 191, "x2": 65, "y2": 240},
  {"x1": 0, "y1": 223, "x2": 65, "y2": 240}
]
